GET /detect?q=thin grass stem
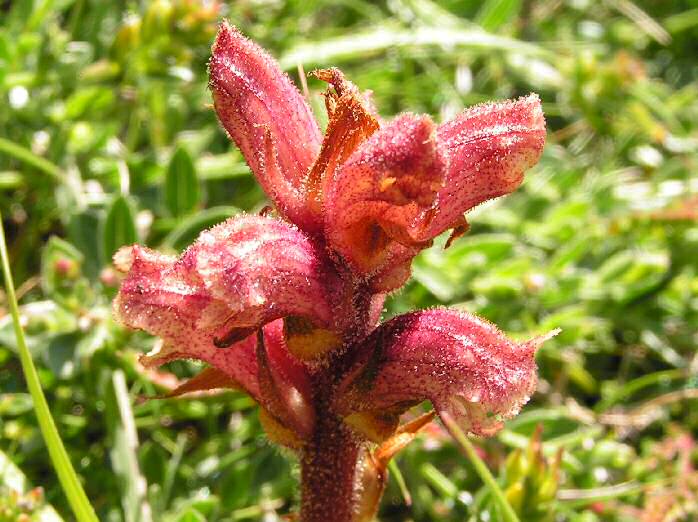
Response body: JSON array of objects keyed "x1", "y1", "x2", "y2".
[
  {"x1": 0, "y1": 212, "x2": 98, "y2": 522},
  {"x1": 442, "y1": 413, "x2": 520, "y2": 522}
]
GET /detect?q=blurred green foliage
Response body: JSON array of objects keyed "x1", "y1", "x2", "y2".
[{"x1": 1, "y1": 0, "x2": 698, "y2": 520}]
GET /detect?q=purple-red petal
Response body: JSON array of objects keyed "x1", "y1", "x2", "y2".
[
  {"x1": 324, "y1": 114, "x2": 444, "y2": 281},
  {"x1": 334, "y1": 308, "x2": 557, "y2": 437},
  {"x1": 256, "y1": 321, "x2": 315, "y2": 438},
  {"x1": 113, "y1": 245, "x2": 261, "y2": 399},
  {"x1": 113, "y1": 215, "x2": 342, "y2": 397},
  {"x1": 182, "y1": 214, "x2": 341, "y2": 336},
  {"x1": 425, "y1": 94, "x2": 546, "y2": 237},
  {"x1": 209, "y1": 23, "x2": 322, "y2": 223}
]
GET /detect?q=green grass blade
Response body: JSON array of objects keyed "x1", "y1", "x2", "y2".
[
  {"x1": 441, "y1": 414, "x2": 520, "y2": 522},
  {"x1": 279, "y1": 24, "x2": 549, "y2": 70},
  {"x1": 0, "y1": 136, "x2": 63, "y2": 182},
  {"x1": 558, "y1": 478, "x2": 672, "y2": 508},
  {"x1": 476, "y1": 0, "x2": 522, "y2": 32},
  {"x1": 664, "y1": 7, "x2": 698, "y2": 34},
  {"x1": 595, "y1": 368, "x2": 687, "y2": 412},
  {"x1": 607, "y1": 0, "x2": 671, "y2": 45},
  {"x1": 111, "y1": 370, "x2": 153, "y2": 522},
  {"x1": 388, "y1": 459, "x2": 412, "y2": 506},
  {"x1": 0, "y1": 212, "x2": 98, "y2": 522}
]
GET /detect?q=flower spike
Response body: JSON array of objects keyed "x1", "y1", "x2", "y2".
[{"x1": 116, "y1": 26, "x2": 551, "y2": 521}]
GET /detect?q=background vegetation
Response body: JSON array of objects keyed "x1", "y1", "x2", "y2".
[{"x1": 1, "y1": 0, "x2": 698, "y2": 520}]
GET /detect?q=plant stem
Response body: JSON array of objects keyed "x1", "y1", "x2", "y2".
[
  {"x1": 0, "y1": 212, "x2": 98, "y2": 522},
  {"x1": 300, "y1": 414, "x2": 361, "y2": 522}
]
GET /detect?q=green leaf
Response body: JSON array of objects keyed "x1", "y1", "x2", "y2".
[
  {"x1": 441, "y1": 414, "x2": 521, "y2": 522},
  {"x1": 0, "y1": 136, "x2": 62, "y2": 182},
  {"x1": 412, "y1": 234, "x2": 515, "y2": 301},
  {"x1": 165, "y1": 147, "x2": 200, "y2": 217},
  {"x1": 0, "y1": 447, "x2": 29, "y2": 492},
  {"x1": 594, "y1": 250, "x2": 669, "y2": 304},
  {"x1": 67, "y1": 210, "x2": 102, "y2": 277},
  {"x1": 278, "y1": 24, "x2": 548, "y2": 70},
  {"x1": 0, "y1": 393, "x2": 34, "y2": 416},
  {"x1": 175, "y1": 509, "x2": 206, "y2": 522},
  {"x1": 102, "y1": 195, "x2": 137, "y2": 262},
  {"x1": 476, "y1": 0, "x2": 522, "y2": 32},
  {"x1": 45, "y1": 332, "x2": 80, "y2": 380},
  {"x1": 196, "y1": 153, "x2": 251, "y2": 180},
  {"x1": 107, "y1": 370, "x2": 153, "y2": 522}
]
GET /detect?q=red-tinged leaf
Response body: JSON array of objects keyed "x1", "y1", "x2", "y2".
[
  {"x1": 163, "y1": 366, "x2": 240, "y2": 398},
  {"x1": 352, "y1": 411, "x2": 435, "y2": 522}
]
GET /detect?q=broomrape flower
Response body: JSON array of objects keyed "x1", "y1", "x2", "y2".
[{"x1": 113, "y1": 21, "x2": 555, "y2": 521}]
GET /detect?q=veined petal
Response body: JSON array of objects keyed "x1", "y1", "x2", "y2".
[
  {"x1": 256, "y1": 322, "x2": 315, "y2": 439},
  {"x1": 324, "y1": 114, "x2": 444, "y2": 280},
  {"x1": 113, "y1": 245, "x2": 260, "y2": 399},
  {"x1": 113, "y1": 215, "x2": 341, "y2": 396},
  {"x1": 334, "y1": 309, "x2": 557, "y2": 437},
  {"x1": 183, "y1": 215, "x2": 341, "y2": 343},
  {"x1": 209, "y1": 23, "x2": 322, "y2": 223},
  {"x1": 425, "y1": 94, "x2": 545, "y2": 237}
]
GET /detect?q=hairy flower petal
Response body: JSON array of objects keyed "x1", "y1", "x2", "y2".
[
  {"x1": 425, "y1": 94, "x2": 546, "y2": 237},
  {"x1": 183, "y1": 215, "x2": 340, "y2": 341},
  {"x1": 209, "y1": 23, "x2": 321, "y2": 223},
  {"x1": 324, "y1": 114, "x2": 444, "y2": 280},
  {"x1": 113, "y1": 244, "x2": 261, "y2": 398},
  {"x1": 334, "y1": 309, "x2": 557, "y2": 437},
  {"x1": 113, "y1": 215, "x2": 341, "y2": 397},
  {"x1": 323, "y1": 96, "x2": 544, "y2": 291}
]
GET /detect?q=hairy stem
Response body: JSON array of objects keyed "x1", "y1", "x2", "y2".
[
  {"x1": 300, "y1": 413, "x2": 361, "y2": 522},
  {"x1": 298, "y1": 284, "x2": 375, "y2": 522}
]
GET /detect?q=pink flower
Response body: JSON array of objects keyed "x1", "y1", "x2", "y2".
[
  {"x1": 334, "y1": 309, "x2": 559, "y2": 439},
  {"x1": 114, "y1": 21, "x2": 554, "y2": 521}
]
